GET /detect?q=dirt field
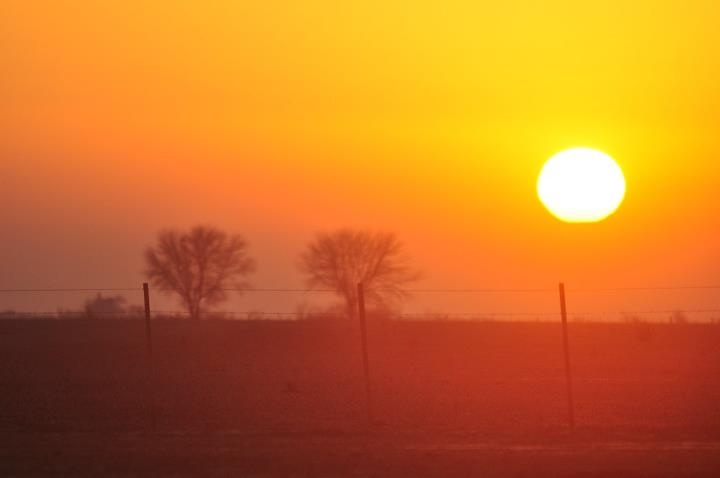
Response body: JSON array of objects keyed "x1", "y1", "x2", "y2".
[{"x1": 1, "y1": 318, "x2": 719, "y2": 476}]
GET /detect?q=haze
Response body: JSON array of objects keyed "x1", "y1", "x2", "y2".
[{"x1": 2, "y1": 1, "x2": 719, "y2": 316}]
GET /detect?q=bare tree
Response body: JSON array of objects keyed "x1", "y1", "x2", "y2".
[
  {"x1": 144, "y1": 225, "x2": 255, "y2": 319},
  {"x1": 299, "y1": 229, "x2": 420, "y2": 318}
]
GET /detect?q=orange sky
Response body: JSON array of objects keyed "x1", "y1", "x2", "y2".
[{"x1": 2, "y1": 1, "x2": 719, "y2": 317}]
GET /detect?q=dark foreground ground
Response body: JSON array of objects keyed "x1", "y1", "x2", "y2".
[
  {"x1": 3, "y1": 430, "x2": 720, "y2": 477},
  {"x1": 1, "y1": 318, "x2": 719, "y2": 476}
]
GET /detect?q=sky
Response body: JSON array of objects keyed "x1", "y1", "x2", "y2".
[{"x1": 2, "y1": 1, "x2": 719, "y2": 319}]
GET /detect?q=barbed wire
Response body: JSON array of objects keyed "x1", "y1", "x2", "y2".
[
  {"x1": 0, "y1": 288, "x2": 142, "y2": 293},
  {"x1": 2, "y1": 284, "x2": 720, "y2": 293},
  {"x1": 4, "y1": 309, "x2": 720, "y2": 318},
  {"x1": 567, "y1": 286, "x2": 720, "y2": 292},
  {"x1": 2, "y1": 284, "x2": 719, "y2": 320}
]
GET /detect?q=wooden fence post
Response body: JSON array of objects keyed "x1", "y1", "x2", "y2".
[
  {"x1": 357, "y1": 282, "x2": 373, "y2": 425},
  {"x1": 558, "y1": 282, "x2": 575, "y2": 428},
  {"x1": 143, "y1": 282, "x2": 157, "y2": 430}
]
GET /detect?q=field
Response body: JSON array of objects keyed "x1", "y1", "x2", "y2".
[{"x1": 1, "y1": 318, "x2": 719, "y2": 476}]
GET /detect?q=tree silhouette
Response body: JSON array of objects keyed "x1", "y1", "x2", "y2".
[
  {"x1": 299, "y1": 229, "x2": 420, "y2": 318},
  {"x1": 84, "y1": 293, "x2": 127, "y2": 318},
  {"x1": 145, "y1": 225, "x2": 255, "y2": 319}
]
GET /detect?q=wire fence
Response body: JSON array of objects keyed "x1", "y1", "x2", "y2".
[
  {"x1": 0, "y1": 282, "x2": 719, "y2": 435},
  {"x1": 1, "y1": 283, "x2": 720, "y2": 322}
]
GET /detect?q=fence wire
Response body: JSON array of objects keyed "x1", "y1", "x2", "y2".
[{"x1": 1, "y1": 284, "x2": 719, "y2": 322}]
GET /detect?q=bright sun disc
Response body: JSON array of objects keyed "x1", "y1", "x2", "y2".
[{"x1": 537, "y1": 148, "x2": 626, "y2": 223}]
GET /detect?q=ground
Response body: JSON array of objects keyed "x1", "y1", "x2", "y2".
[{"x1": 1, "y1": 319, "x2": 719, "y2": 476}]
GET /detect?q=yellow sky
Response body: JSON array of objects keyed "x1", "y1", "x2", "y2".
[{"x1": 2, "y1": 1, "x2": 719, "y2": 315}]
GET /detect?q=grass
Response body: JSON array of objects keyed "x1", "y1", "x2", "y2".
[{"x1": 1, "y1": 318, "x2": 719, "y2": 476}]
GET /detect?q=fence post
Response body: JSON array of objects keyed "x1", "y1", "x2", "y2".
[
  {"x1": 143, "y1": 282, "x2": 157, "y2": 430},
  {"x1": 357, "y1": 282, "x2": 373, "y2": 425},
  {"x1": 558, "y1": 282, "x2": 575, "y2": 428}
]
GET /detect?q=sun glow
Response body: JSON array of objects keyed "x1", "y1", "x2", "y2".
[{"x1": 537, "y1": 148, "x2": 626, "y2": 223}]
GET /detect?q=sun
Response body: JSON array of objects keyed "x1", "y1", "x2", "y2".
[{"x1": 537, "y1": 148, "x2": 626, "y2": 223}]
